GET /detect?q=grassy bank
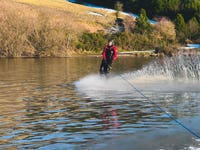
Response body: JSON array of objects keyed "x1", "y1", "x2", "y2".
[
  {"x1": 0, "y1": 0, "x2": 181, "y2": 57},
  {"x1": 0, "y1": 0, "x2": 114, "y2": 57}
]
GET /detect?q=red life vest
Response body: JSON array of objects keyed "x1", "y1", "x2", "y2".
[{"x1": 102, "y1": 45, "x2": 118, "y2": 61}]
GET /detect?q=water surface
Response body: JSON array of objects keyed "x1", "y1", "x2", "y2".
[{"x1": 0, "y1": 56, "x2": 200, "y2": 150}]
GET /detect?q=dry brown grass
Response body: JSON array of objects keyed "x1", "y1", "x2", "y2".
[
  {"x1": 14, "y1": 0, "x2": 115, "y2": 32},
  {"x1": 0, "y1": 0, "x2": 115, "y2": 57}
]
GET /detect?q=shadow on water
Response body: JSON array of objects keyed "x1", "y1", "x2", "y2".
[{"x1": 0, "y1": 56, "x2": 200, "y2": 149}]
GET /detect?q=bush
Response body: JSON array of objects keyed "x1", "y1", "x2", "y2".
[
  {"x1": 155, "y1": 17, "x2": 176, "y2": 42},
  {"x1": 115, "y1": 32, "x2": 156, "y2": 51},
  {"x1": 76, "y1": 32, "x2": 107, "y2": 52},
  {"x1": 0, "y1": 0, "x2": 77, "y2": 57},
  {"x1": 77, "y1": 31, "x2": 166, "y2": 52}
]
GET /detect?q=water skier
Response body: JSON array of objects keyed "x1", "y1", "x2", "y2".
[{"x1": 99, "y1": 39, "x2": 118, "y2": 75}]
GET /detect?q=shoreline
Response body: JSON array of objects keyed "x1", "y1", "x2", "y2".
[{"x1": 0, "y1": 47, "x2": 199, "y2": 58}]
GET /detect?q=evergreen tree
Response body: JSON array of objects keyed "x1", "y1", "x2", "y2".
[
  {"x1": 151, "y1": 0, "x2": 164, "y2": 15},
  {"x1": 188, "y1": 17, "x2": 199, "y2": 40},
  {"x1": 174, "y1": 13, "x2": 188, "y2": 41},
  {"x1": 134, "y1": 9, "x2": 151, "y2": 34},
  {"x1": 180, "y1": 0, "x2": 199, "y2": 21}
]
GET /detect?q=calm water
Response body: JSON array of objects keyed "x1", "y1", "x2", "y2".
[{"x1": 0, "y1": 56, "x2": 200, "y2": 150}]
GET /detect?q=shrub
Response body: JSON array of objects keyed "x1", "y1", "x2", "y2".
[
  {"x1": 0, "y1": 0, "x2": 78, "y2": 57},
  {"x1": 76, "y1": 32, "x2": 107, "y2": 52},
  {"x1": 155, "y1": 17, "x2": 176, "y2": 42}
]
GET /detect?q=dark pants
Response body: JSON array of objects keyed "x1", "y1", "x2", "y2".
[{"x1": 99, "y1": 59, "x2": 112, "y2": 74}]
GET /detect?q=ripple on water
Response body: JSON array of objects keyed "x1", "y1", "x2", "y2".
[{"x1": 1, "y1": 57, "x2": 200, "y2": 149}]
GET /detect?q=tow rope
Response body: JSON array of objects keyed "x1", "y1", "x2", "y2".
[{"x1": 119, "y1": 74, "x2": 200, "y2": 139}]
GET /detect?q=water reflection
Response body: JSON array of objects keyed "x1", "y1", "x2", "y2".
[{"x1": 101, "y1": 106, "x2": 119, "y2": 130}]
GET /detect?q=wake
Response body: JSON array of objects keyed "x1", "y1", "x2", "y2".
[{"x1": 75, "y1": 55, "x2": 200, "y2": 99}]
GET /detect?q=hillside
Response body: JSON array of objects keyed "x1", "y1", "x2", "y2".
[
  {"x1": 75, "y1": 0, "x2": 200, "y2": 43},
  {"x1": 0, "y1": 0, "x2": 116, "y2": 57},
  {"x1": 13, "y1": 0, "x2": 115, "y2": 32},
  {"x1": 1, "y1": 0, "x2": 197, "y2": 57}
]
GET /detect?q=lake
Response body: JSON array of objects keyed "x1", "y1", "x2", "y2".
[{"x1": 0, "y1": 56, "x2": 200, "y2": 150}]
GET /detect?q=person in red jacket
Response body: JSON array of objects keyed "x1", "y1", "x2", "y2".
[{"x1": 99, "y1": 39, "x2": 118, "y2": 74}]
